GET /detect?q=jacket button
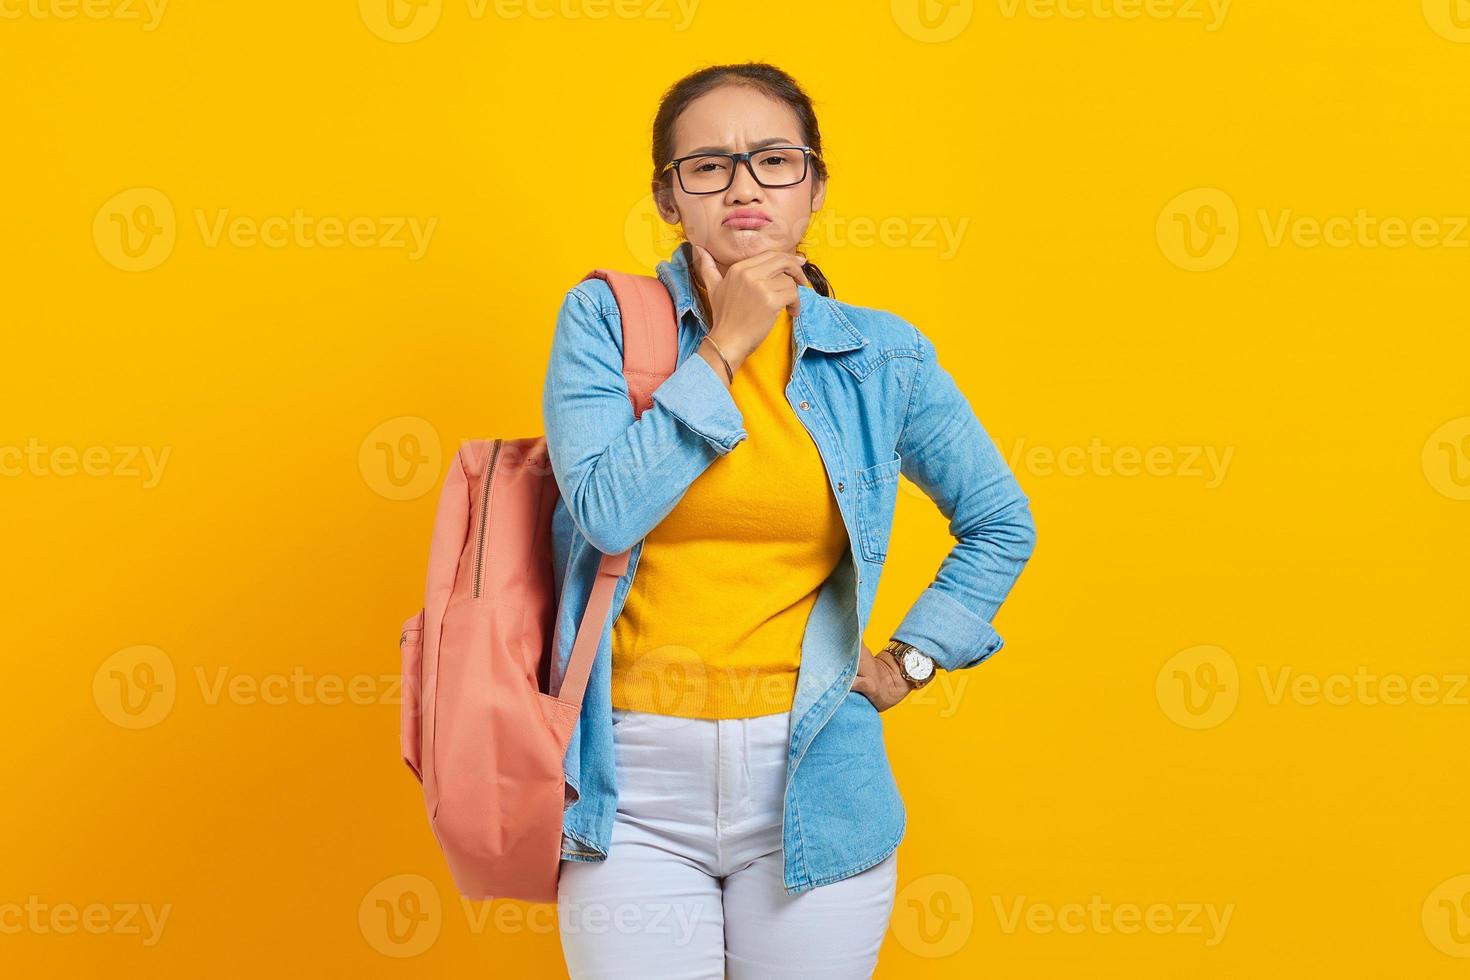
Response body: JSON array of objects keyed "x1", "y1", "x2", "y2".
[
  {"x1": 837, "y1": 481, "x2": 845, "y2": 492},
  {"x1": 799, "y1": 400, "x2": 810, "y2": 410}
]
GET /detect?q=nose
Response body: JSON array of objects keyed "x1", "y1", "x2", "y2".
[{"x1": 725, "y1": 156, "x2": 764, "y2": 203}]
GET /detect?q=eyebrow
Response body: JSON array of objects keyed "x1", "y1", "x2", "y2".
[{"x1": 682, "y1": 136, "x2": 798, "y2": 155}]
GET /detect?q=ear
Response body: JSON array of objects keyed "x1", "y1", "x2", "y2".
[
  {"x1": 652, "y1": 181, "x2": 681, "y2": 224},
  {"x1": 811, "y1": 175, "x2": 827, "y2": 214}
]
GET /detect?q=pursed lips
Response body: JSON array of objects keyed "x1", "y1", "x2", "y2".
[{"x1": 724, "y1": 209, "x2": 772, "y2": 229}]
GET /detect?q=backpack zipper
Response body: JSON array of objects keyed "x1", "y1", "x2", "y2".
[{"x1": 472, "y1": 438, "x2": 504, "y2": 598}]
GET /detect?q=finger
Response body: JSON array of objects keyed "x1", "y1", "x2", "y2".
[
  {"x1": 790, "y1": 253, "x2": 813, "y2": 287},
  {"x1": 776, "y1": 281, "x2": 801, "y2": 318},
  {"x1": 772, "y1": 257, "x2": 813, "y2": 293},
  {"x1": 752, "y1": 251, "x2": 811, "y2": 285}
]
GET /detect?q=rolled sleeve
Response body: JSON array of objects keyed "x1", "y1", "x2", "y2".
[
  {"x1": 892, "y1": 587, "x2": 1005, "y2": 673},
  {"x1": 649, "y1": 346, "x2": 747, "y2": 454}
]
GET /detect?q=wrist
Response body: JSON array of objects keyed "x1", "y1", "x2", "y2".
[
  {"x1": 706, "y1": 323, "x2": 754, "y2": 366},
  {"x1": 698, "y1": 334, "x2": 736, "y2": 385},
  {"x1": 881, "y1": 639, "x2": 936, "y2": 690}
]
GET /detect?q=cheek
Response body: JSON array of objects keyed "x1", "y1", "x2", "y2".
[
  {"x1": 784, "y1": 211, "x2": 812, "y2": 242},
  {"x1": 773, "y1": 192, "x2": 814, "y2": 241},
  {"x1": 770, "y1": 207, "x2": 817, "y2": 249},
  {"x1": 676, "y1": 195, "x2": 719, "y2": 237}
]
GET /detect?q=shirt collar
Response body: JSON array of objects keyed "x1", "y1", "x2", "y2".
[{"x1": 655, "y1": 244, "x2": 868, "y2": 355}]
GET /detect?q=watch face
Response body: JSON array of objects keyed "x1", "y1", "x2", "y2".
[{"x1": 903, "y1": 649, "x2": 934, "y2": 681}]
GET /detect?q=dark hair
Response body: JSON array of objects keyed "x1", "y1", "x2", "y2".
[{"x1": 651, "y1": 62, "x2": 835, "y2": 323}]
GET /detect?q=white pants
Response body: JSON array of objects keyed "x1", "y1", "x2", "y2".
[{"x1": 557, "y1": 706, "x2": 899, "y2": 979}]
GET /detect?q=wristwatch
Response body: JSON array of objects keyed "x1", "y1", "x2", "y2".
[{"x1": 881, "y1": 639, "x2": 936, "y2": 690}]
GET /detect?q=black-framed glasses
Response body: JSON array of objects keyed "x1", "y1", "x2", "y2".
[{"x1": 660, "y1": 145, "x2": 817, "y2": 195}]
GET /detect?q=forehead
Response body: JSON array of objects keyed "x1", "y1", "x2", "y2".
[{"x1": 671, "y1": 85, "x2": 804, "y2": 154}]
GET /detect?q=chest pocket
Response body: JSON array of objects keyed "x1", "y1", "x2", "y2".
[{"x1": 854, "y1": 450, "x2": 903, "y2": 562}]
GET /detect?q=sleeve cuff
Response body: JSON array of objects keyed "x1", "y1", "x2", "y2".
[
  {"x1": 891, "y1": 587, "x2": 1005, "y2": 672},
  {"x1": 650, "y1": 350, "x2": 748, "y2": 454}
]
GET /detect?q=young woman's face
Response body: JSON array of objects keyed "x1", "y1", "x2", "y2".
[{"x1": 655, "y1": 85, "x2": 826, "y2": 273}]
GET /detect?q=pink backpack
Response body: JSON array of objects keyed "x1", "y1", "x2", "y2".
[{"x1": 398, "y1": 268, "x2": 679, "y2": 903}]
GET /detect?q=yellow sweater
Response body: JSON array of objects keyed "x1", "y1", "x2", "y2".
[{"x1": 610, "y1": 308, "x2": 848, "y2": 719}]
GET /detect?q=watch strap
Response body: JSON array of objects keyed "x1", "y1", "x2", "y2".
[{"x1": 883, "y1": 639, "x2": 936, "y2": 688}]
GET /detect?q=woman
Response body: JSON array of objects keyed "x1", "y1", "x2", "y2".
[{"x1": 544, "y1": 62, "x2": 1037, "y2": 978}]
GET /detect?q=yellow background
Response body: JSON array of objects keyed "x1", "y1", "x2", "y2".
[{"x1": 4, "y1": 0, "x2": 1468, "y2": 975}]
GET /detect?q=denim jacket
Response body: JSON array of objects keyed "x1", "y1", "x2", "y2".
[{"x1": 541, "y1": 244, "x2": 1037, "y2": 894}]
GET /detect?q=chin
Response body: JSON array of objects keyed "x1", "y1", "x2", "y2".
[{"x1": 721, "y1": 228, "x2": 784, "y2": 256}]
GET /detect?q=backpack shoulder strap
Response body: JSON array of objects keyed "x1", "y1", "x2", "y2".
[
  {"x1": 579, "y1": 268, "x2": 679, "y2": 419},
  {"x1": 557, "y1": 268, "x2": 679, "y2": 712}
]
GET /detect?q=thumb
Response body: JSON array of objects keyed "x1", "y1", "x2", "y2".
[{"x1": 691, "y1": 243, "x2": 721, "y2": 290}]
